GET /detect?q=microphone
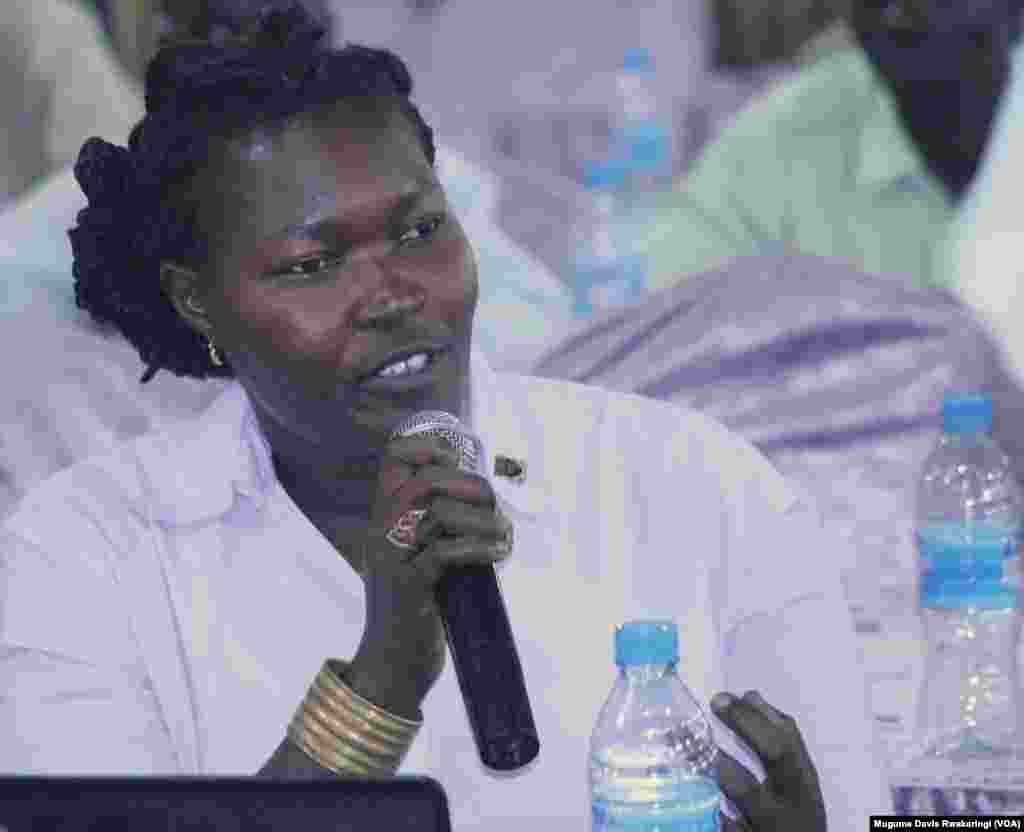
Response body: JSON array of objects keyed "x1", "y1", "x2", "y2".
[{"x1": 389, "y1": 411, "x2": 540, "y2": 772}]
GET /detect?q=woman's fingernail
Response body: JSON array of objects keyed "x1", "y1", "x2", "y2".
[{"x1": 711, "y1": 692, "x2": 734, "y2": 711}]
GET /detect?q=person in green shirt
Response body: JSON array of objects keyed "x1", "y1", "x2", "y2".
[{"x1": 640, "y1": 1, "x2": 1021, "y2": 293}]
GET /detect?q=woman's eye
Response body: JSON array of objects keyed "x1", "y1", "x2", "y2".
[
  {"x1": 399, "y1": 216, "x2": 445, "y2": 246},
  {"x1": 278, "y1": 255, "x2": 337, "y2": 276}
]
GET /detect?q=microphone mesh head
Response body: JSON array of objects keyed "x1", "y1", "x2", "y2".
[{"x1": 389, "y1": 410, "x2": 482, "y2": 474}]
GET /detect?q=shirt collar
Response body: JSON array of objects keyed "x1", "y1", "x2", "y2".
[
  {"x1": 852, "y1": 48, "x2": 933, "y2": 190},
  {"x1": 140, "y1": 347, "x2": 534, "y2": 526}
]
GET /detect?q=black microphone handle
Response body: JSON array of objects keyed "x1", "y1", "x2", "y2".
[{"x1": 435, "y1": 563, "x2": 540, "y2": 772}]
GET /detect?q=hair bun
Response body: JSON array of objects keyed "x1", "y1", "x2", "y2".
[
  {"x1": 247, "y1": 3, "x2": 328, "y2": 51},
  {"x1": 379, "y1": 48, "x2": 414, "y2": 98},
  {"x1": 144, "y1": 2, "x2": 329, "y2": 112},
  {"x1": 74, "y1": 138, "x2": 133, "y2": 206}
]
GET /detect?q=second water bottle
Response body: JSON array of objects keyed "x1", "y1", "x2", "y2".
[
  {"x1": 589, "y1": 619, "x2": 721, "y2": 831},
  {"x1": 913, "y1": 393, "x2": 1023, "y2": 763}
]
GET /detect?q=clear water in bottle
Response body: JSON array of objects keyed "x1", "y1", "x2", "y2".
[
  {"x1": 590, "y1": 620, "x2": 721, "y2": 831},
  {"x1": 916, "y1": 522, "x2": 1020, "y2": 758},
  {"x1": 906, "y1": 393, "x2": 1024, "y2": 812},
  {"x1": 913, "y1": 393, "x2": 1023, "y2": 759}
]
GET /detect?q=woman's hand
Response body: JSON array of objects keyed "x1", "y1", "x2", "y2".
[
  {"x1": 344, "y1": 433, "x2": 514, "y2": 720},
  {"x1": 710, "y1": 690, "x2": 828, "y2": 832}
]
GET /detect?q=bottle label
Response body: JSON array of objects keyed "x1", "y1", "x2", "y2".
[
  {"x1": 591, "y1": 777, "x2": 720, "y2": 832},
  {"x1": 591, "y1": 800, "x2": 720, "y2": 831},
  {"x1": 917, "y1": 523, "x2": 1020, "y2": 610}
]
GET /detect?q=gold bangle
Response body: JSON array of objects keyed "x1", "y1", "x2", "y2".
[
  {"x1": 303, "y1": 688, "x2": 401, "y2": 760},
  {"x1": 287, "y1": 659, "x2": 423, "y2": 777},
  {"x1": 316, "y1": 664, "x2": 421, "y2": 742},
  {"x1": 317, "y1": 660, "x2": 421, "y2": 750},
  {"x1": 289, "y1": 701, "x2": 393, "y2": 776},
  {"x1": 291, "y1": 701, "x2": 383, "y2": 773},
  {"x1": 288, "y1": 717, "x2": 376, "y2": 776},
  {"x1": 324, "y1": 659, "x2": 423, "y2": 730}
]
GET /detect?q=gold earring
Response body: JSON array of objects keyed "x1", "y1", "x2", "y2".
[{"x1": 207, "y1": 336, "x2": 224, "y2": 367}]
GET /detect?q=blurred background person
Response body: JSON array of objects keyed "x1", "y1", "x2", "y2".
[
  {"x1": 0, "y1": 0, "x2": 142, "y2": 210},
  {"x1": 636, "y1": 0, "x2": 1023, "y2": 295}
]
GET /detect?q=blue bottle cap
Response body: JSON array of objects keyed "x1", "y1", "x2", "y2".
[
  {"x1": 622, "y1": 48, "x2": 654, "y2": 72},
  {"x1": 615, "y1": 619, "x2": 679, "y2": 666},
  {"x1": 585, "y1": 158, "x2": 622, "y2": 189},
  {"x1": 942, "y1": 393, "x2": 993, "y2": 435},
  {"x1": 582, "y1": 159, "x2": 627, "y2": 190}
]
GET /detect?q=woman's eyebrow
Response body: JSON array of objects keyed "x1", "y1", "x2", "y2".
[{"x1": 270, "y1": 179, "x2": 442, "y2": 242}]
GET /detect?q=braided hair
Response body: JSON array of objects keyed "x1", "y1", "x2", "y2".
[{"x1": 70, "y1": 2, "x2": 436, "y2": 383}]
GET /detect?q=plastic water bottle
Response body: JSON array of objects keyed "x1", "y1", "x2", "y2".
[
  {"x1": 613, "y1": 48, "x2": 674, "y2": 189},
  {"x1": 912, "y1": 393, "x2": 1023, "y2": 765},
  {"x1": 572, "y1": 159, "x2": 647, "y2": 319},
  {"x1": 589, "y1": 620, "x2": 721, "y2": 831}
]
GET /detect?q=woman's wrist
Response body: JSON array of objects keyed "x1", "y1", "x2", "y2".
[
  {"x1": 286, "y1": 659, "x2": 423, "y2": 777},
  {"x1": 349, "y1": 611, "x2": 445, "y2": 720},
  {"x1": 346, "y1": 639, "x2": 432, "y2": 721}
]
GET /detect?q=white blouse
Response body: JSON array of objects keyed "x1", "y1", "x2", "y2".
[{"x1": 0, "y1": 349, "x2": 890, "y2": 830}]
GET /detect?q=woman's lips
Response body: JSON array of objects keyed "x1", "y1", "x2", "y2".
[{"x1": 355, "y1": 348, "x2": 451, "y2": 394}]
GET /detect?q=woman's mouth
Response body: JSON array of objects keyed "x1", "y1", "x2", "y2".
[
  {"x1": 356, "y1": 349, "x2": 449, "y2": 393},
  {"x1": 372, "y1": 351, "x2": 433, "y2": 378}
]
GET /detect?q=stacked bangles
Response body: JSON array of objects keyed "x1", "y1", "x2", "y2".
[{"x1": 288, "y1": 659, "x2": 422, "y2": 776}]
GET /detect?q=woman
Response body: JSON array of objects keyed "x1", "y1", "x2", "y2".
[
  {"x1": 0, "y1": 0, "x2": 571, "y2": 520},
  {"x1": 0, "y1": 5, "x2": 887, "y2": 829}
]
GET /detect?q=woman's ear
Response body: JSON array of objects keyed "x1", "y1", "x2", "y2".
[{"x1": 160, "y1": 261, "x2": 213, "y2": 336}]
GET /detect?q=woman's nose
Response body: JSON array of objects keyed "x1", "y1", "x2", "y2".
[{"x1": 353, "y1": 293, "x2": 426, "y2": 329}]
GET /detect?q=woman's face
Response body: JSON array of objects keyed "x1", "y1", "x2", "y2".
[{"x1": 164, "y1": 99, "x2": 478, "y2": 462}]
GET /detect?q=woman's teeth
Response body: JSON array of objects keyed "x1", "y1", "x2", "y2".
[{"x1": 375, "y1": 352, "x2": 431, "y2": 378}]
